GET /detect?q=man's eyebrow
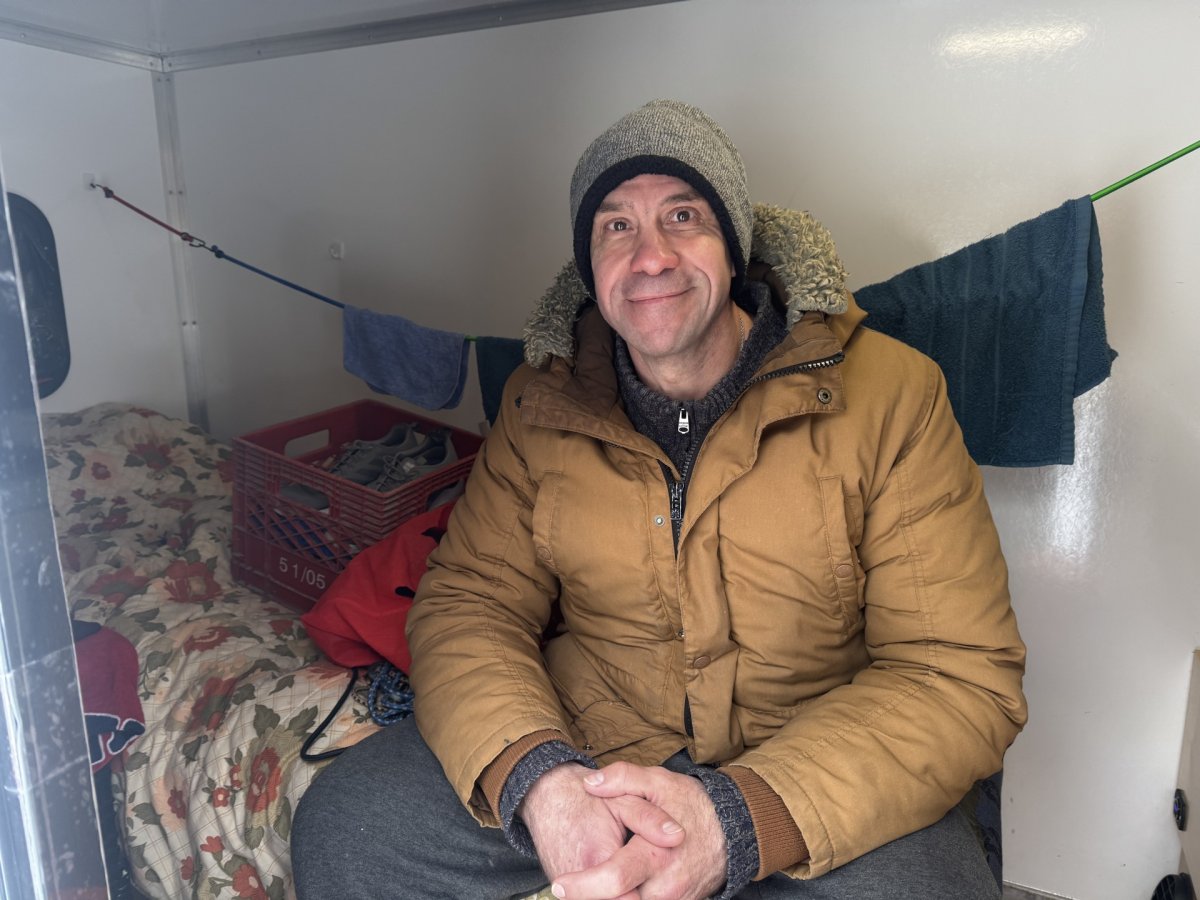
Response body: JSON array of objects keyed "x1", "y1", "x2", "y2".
[
  {"x1": 595, "y1": 188, "x2": 705, "y2": 215},
  {"x1": 595, "y1": 198, "x2": 627, "y2": 215}
]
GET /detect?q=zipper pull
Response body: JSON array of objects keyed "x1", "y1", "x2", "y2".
[
  {"x1": 677, "y1": 406, "x2": 690, "y2": 435},
  {"x1": 670, "y1": 480, "x2": 683, "y2": 524}
]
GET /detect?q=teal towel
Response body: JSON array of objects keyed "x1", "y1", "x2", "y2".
[
  {"x1": 475, "y1": 337, "x2": 526, "y2": 426},
  {"x1": 856, "y1": 197, "x2": 1116, "y2": 467}
]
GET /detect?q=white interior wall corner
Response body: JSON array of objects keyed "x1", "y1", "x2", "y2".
[
  {"x1": 151, "y1": 70, "x2": 209, "y2": 431},
  {"x1": 0, "y1": 39, "x2": 188, "y2": 419}
]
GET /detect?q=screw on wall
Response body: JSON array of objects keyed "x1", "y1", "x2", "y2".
[{"x1": 1175, "y1": 788, "x2": 1189, "y2": 831}]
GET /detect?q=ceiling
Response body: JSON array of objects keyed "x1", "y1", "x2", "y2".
[{"x1": 0, "y1": 0, "x2": 681, "y2": 70}]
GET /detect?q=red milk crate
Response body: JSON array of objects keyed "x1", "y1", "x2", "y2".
[{"x1": 231, "y1": 399, "x2": 484, "y2": 611}]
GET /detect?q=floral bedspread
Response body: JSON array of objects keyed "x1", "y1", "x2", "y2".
[{"x1": 43, "y1": 403, "x2": 380, "y2": 900}]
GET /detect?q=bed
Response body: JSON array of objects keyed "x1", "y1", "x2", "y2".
[{"x1": 44, "y1": 402, "x2": 382, "y2": 898}]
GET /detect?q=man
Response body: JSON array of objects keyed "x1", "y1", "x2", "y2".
[{"x1": 293, "y1": 99, "x2": 1026, "y2": 899}]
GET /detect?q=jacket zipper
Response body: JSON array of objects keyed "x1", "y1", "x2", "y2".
[
  {"x1": 664, "y1": 350, "x2": 845, "y2": 548},
  {"x1": 745, "y1": 351, "x2": 845, "y2": 388},
  {"x1": 667, "y1": 412, "x2": 699, "y2": 551},
  {"x1": 668, "y1": 349, "x2": 844, "y2": 741},
  {"x1": 677, "y1": 407, "x2": 690, "y2": 434}
]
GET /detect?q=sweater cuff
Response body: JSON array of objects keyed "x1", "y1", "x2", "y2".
[
  {"x1": 687, "y1": 765, "x2": 758, "y2": 899},
  {"x1": 722, "y1": 765, "x2": 808, "y2": 879},
  {"x1": 496, "y1": 740, "x2": 597, "y2": 858},
  {"x1": 478, "y1": 730, "x2": 565, "y2": 817}
]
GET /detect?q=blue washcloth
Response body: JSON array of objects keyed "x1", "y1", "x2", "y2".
[
  {"x1": 475, "y1": 336, "x2": 526, "y2": 426},
  {"x1": 855, "y1": 197, "x2": 1116, "y2": 467},
  {"x1": 343, "y1": 305, "x2": 469, "y2": 410}
]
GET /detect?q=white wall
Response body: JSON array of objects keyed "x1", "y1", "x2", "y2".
[
  {"x1": 170, "y1": 3, "x2": 1200, "y2": 897},
  {"x1": 2, "y1": 0, "x2": 1197, "y2": 896},
  {"x1": 171, "y1": 25, "x2": 597, "y2": 438},
  {"x1": 0, "y1": 41, "x2": 186, "y2": 418}
]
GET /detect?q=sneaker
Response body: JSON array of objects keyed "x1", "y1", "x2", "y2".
[
  {"x1": 328, "y1": 423, "x2": 422, "y2": 485},
  {"x1": 426, "y1": 478, "x2": 465, "y2": 510},
  {"x1": 368, "y1": 430, "x2": 457, "y2": 492},
  {"x1": 279, "y1": 481, "x2": 330, "y2": 511}
]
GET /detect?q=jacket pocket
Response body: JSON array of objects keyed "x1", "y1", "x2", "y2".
[
  {"x1": 566, "y1": 700, "x2": 672, "y2": 756},
  {"x1": 818, "y1": 475, "x2": 865, "y2": 634},
  {"x1": 545, "y1": 635, "x2": 670, "y2": 755}
]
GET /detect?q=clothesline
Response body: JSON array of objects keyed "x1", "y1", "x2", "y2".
[
  {"x1": 91, "y1": 138, "x2": 1196, "y2": 326},
  {"x1": 1089, "y1": 138, "x2": 1199, "y2": 201},
  {"x1": 91, "y1": 183, "x2": 354, "y2": 315},
  {"x1": 88, "y1": 170, "x2": 1127, "y2": 465}
]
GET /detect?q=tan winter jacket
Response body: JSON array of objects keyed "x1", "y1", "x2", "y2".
[{"x1": 408, "y1": 205, "x2": 1027, "y2": 878}]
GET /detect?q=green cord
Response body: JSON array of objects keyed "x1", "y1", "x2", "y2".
[{"x1": 1091, "y1": 139, "x2": 1200, "y2": 201}]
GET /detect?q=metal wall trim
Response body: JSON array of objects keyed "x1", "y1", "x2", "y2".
[
  {"x1": 4, "y1": 1, "x2": 684, "y2": 72},
  {"x1": 152, "y1": 72, "x2": 210, "y2": 431},
  {"x1": 164, "y1": 0, "x2": 684, "y2": 71},
  {"x1": 0, "y1": 16, "x2": 162, "y2": 71}
]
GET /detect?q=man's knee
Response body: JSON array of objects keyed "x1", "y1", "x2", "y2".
[
  {"x1": 291, "y1": 720, "x2": 449, "y2": 892},
  {"x1": 754, "y1": 809, "x2": 999, "y2": 900},
  {"x1": 291, "y1": 720, "x2": 548, "y2": 899}
]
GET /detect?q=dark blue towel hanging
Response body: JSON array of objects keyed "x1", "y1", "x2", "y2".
[{"x1": 855, "y1": 196, "x2": 1116, "y2": 467}]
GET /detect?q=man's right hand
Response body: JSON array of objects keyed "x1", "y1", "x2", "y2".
[{"x1": 519, "y1": 762, "x2": 685, "y2": 892}]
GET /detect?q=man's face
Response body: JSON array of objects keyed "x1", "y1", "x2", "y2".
[{"x1": 590, "y1": 173, "x2": 734, "y2": 382}]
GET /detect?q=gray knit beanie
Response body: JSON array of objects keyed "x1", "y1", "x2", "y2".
[{"x1": 569, "y1": 99, "x2": 752, "y2": 299}]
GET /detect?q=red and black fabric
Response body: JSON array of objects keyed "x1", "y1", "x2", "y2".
[{"x1": 73, "y1": 621, "x2": 145, "y2": 773}]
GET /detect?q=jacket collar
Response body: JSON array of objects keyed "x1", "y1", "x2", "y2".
[
  {"x1": 522, "y1": 204, "x2": 852, "y2": 368},
  {"x1": 518, "y1": 292, "x2": 865, "y2": 445}
]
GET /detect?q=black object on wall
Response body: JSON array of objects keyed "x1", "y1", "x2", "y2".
[
  {"x1": 7, "y1": 192, "x2": 69, "y2": 397},
  {"x1": 1154, "y1": 873, "x2": 1196, "y2": 900}
]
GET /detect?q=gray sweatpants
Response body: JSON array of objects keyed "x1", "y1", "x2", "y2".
[{"x1": 291, "y1": 718, "x2": 1000, "y2": 900}]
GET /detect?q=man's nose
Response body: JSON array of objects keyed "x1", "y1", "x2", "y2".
[{"x1": 630, "y1": 224, "x2": 679, "y2": 276}]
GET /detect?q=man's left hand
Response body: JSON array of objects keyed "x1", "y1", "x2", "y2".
[{"x1": 549, "y1": 762, "x2": 727, "y2": 900}]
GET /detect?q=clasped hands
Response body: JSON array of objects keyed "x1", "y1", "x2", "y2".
[{"x1": 519, "y1": 760, "x2": 728, "y2": 900}]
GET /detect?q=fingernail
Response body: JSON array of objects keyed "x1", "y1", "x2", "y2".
[
  {"x1": 663, "y1": 821, "x2": 683, "y2": 834},
  {"x1": 583, "y1": 772, "x2": 604, "y2": 785},
  {"x1": 551, "y1": 883, "x2": 566, "y2": 898}
]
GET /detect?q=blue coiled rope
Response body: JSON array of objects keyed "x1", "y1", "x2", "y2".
[
  {"x1": 365, "y1": 661, "x2": 415, "y2": 725},
  {"x1": 299, "y1": 661, "x2": 415, "y2": 762}
]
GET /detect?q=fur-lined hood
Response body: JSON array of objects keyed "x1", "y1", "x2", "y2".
[{"x1": 522, "y1": 203, "x2": 849, "y2": 368}]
